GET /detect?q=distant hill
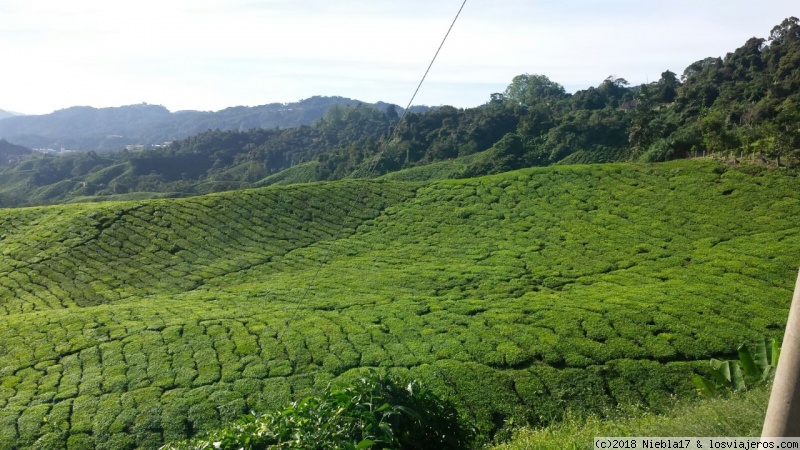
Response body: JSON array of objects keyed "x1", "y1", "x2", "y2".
[
  {"x1": 0, "y1": 97, "x2": 430, "y2": 151},
  {"x1": 0, "y1": 139, "x2": 32, "y2": 166},
  {"x1": 0, "y1": 102, "x2": 407, "y2": 206},
  {"x1": 0, "y1": 109, "x2": 19, "y2": 120}
]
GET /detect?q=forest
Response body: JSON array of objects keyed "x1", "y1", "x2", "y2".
[{"x1": 0, "y1": 17, "x2": 798, "y2": 208}]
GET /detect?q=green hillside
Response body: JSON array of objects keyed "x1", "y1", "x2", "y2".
[{"x1": 0, "y1": 161, "x2": 798, "y2": 449}]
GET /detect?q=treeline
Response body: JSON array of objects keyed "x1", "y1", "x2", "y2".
[
  {"x1": 369, "y1": 17, "x2": 800, "y2": 172},
  {"x1": 0, "y1": 17, "x2": 798, "y2": 207},
  {"x1": 341, "y1": 17, "x2": 800, "y2": 172},
  {"x1": 628, "y1": 17, "x2": 800, "y2": 164}
]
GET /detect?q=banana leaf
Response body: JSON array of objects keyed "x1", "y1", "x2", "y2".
[
  {"x1": 739, "y1": 344, "x2": 758, "y2": 378},
  {"x1": 771, "y1": 338, "x2": 781, "y2": 367},
  {"x1": 730, "y1": 361, "x2": 746, "y2": 391},
  {"x1": 692, "y1": 375, "x2": 717, "y2": 397},
  {"x1": 753, "y1": 340, "x2": 769, "y2": 373},
  {"x1": 710, "y1": 359, "x2": 732, "y2": 386}
]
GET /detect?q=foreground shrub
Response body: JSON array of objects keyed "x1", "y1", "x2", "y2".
[{"x1": 160, "y1": 370, "x2": 472, "y2": 450}]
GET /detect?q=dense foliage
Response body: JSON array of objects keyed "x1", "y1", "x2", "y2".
[
  {"x1": 0, "y1": 161, "x2": 798, "y2": 449},
  {"x1": 163, "y1": 370, "x2": 470, "y2": 450},
  {"x1": 0, "y1": 18, "x2": 798, "y2": 208},
  {"x1": 629, "y1": 17, "x2": 800, "y2": 164}
]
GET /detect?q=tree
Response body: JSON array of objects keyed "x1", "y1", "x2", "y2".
[
  {"x1": 628, "y1": 84, "x2": 659, "y2": 156},
  {"x1": 765, "y1": 17, "x2": 800, "y2": 98},
  {"x1": 700, "y1": 109, "x2": 739, "y2": 156},
  {"x1": 658, "y1": 70, "x2": 680, "y2": 103},
  {"x1": 769, "y1": 16, "x2": 800, "y2": 45},
  {"x1": 769, "y1": 101, "x2": 800, "y2": 165},
  {"x1": 503, "y1": 74, "x2": 567, "y2": 106},
  {"x1": 385, "y1": 105, "x2": 399, "y2": 121}
]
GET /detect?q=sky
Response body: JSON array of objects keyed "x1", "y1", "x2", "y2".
[{"x1": 1, "y1": 0, "x2": 797, "y2": 115}]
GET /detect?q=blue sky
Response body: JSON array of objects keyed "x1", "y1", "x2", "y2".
[{"x1": 1, "y1": 0, "x2": 797, "y2": 114}]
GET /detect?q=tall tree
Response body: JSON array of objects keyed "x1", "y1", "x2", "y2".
[{"x1": 503, "y1": 74, "x2": 567, "y2": 106}]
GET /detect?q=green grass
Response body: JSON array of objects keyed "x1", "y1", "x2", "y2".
[
  {"x1": 491, "y1": 387, "x2": 770, "y2": 450},
  {"x1": 0, "y1": 161, "x2": 798, "y2": 448}
]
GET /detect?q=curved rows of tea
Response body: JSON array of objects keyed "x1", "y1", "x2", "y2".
[
  {"x1": 0, "y1": 181, "x2": 408, "y2": 314},
  {"x1": 0, "y1": 162, "x2": 798, "y2": 449}
]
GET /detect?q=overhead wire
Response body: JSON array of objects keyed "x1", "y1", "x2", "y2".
[{"x1": 276, "y1": 0, "x2": 469, "y2": 340}]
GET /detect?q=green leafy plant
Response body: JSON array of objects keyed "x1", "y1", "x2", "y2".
[
  {"x1": 693, "y1": 338, "x2": 780, "y2": 396},
  {"x1": 160, "y1": 370, "x2": 472, "y2": 450}
]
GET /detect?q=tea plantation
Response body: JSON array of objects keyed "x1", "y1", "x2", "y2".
[{"x1": 1, "y1": 161, "x2": 798, "y2": 449}]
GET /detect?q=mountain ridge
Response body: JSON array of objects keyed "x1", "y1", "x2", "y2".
[
  {"x1": 0, "y1": 139, "x2": 31, "y2": 167},
  {"x1": 0, "y1": 109, "x2": 21, "y2": 120},
  {"x1": 0, "y1": 96, "x2": 429, "y2": 151}
]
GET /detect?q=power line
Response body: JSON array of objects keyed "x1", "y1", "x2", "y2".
[
  {"x1": 276, "y1": 0, "x2": 469, "y2": 339},
  {"x1": 399, "y1": 0, "x2": 468, "y2": 123}
]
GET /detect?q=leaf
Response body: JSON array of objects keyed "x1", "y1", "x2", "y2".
[
  {"x1": 378, "y1": 422, "x2": 395, "y2": 441},
  {"x1": 772, "y1": 338, "x2": 781, "y2": 367},
  {"x1": 730, "y1": 361, "x2": 746, "y2": 391},
  {"x1": 692, "y1": 375, "x2": 718, "y2": 397},
  {"x1": 709, "y1": 359, "x2": 732, "y2": 387},
  {"x1": 752, "y1": 339, "x2": 770, "y2": 375},
  {"x1": 355, "y1": 439, "x2": 375, "y2": 449},
  {"x1": 738, "y1": 343, "x2": 758, "y2": 378},
  {"x1": 394, "y1": 405, "x2": 421, "y2": 420}
]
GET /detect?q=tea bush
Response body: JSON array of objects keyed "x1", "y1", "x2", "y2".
[{"x1": 0, "y1": 161, "x2": 798, "y2": 448}]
